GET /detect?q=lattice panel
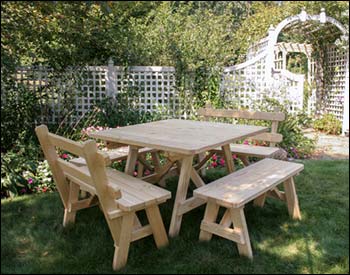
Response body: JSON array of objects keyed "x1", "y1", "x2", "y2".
[
  {"x1": 14, "y1": 65, "x2": 178, "y2": 124},
  {"x1": 221, "y1": 56, "x2": 270, "y2": 110},
  {"x1": 75, "y1": 66, "x2": 108, "y2": 120},
  {"x1": 113, "y1": 66, "x2": 177, "y2": 116},
  {"x1": 15, "y1": 65, "x2": 55, "y2": 124},
  {"x1": 324, "y1": 45, "x2": 347, "y2": 121}
]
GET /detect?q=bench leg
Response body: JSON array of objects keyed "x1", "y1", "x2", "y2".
[
  {"x1": 199, "y1": 200, "x2": 220, "y2": 241},
  {"x1": 230, "y1": 207, "x2": 253, "y2": 259},
  {"x1": 63, "y1": 181, "x2": 80, "y2": 227},
  {"x1": 283, "y1": 177, "x2": 301, "y2": 220},
  {"x1": 219, "y1": 208, "x2": 232, "y2": 227},
  {"x1": 112, "y1": 213, "x2": 134, "y2": 271},
  {"x1": 253, "y1": 193, "x2": 267, "y2": 208},
  {"x1": 146, "y1": 205, "x2": 169, "y2": 248},
  {"x1": 239, "y1": 155, "x2": 250, "y2": 167}
]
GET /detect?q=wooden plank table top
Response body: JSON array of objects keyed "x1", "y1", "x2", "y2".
[{"x1": 89, "y1": 119, "x2": 268, "y2": 155}]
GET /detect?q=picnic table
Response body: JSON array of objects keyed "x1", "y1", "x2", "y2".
[{"x1": 89, "y1": 119, "x2": 268, "y2": 237}]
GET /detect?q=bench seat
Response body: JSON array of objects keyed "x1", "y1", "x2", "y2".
[
  {"x1": 194, "y1": 158, "x2": 303, "y2": 208},
  {"x1": 66, "y1": 165, "x2": 171, "y2": 212},
  {"x1": 193, "y1": 158, "x2": 303, "y2": 260},
  {"x1": 211, "y1": 144, "x2": 284, "y2": 158},
  {"x1": 70, "y1": 147, "x2": 155, "y2": 166}
]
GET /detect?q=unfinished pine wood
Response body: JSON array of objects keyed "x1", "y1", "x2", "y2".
[
  {"x1": 200, "y1": 220, "x2": 244, "y2": 244},
  {"x1": 63, "y1": 181, "x2": 80, "y2": 226},
  {"x1": 35, "y1": 125, "x2": 171, "y2": 271},
  {"x1": 169, "y1": 155, "x2": 194, "y2": 237},
  {"x1": 177, "y1": 197, "x2": 206, "y2": 216},
  {"x1": 88, "y1": 120, "x2": 267, "y2": 238},
  {"x1": 283, "y1": 177, "x2": 301, "y2": 220},
  {"x1": 253, "y1": 193, "x2": 267, "y2": 208},
  {"x1": 125, "y1": 146, "x2": 139, "y2": 175},
  {"x1": 198, "y1": 106, "x2": 285, "y2": 164},
  {"x1": 112, "y1": 212, "x2": 134, "y2": 270},
  {"x1": 230, "y1": 207, "x2": 253, "y2": 259},
  {"x1": 222, "y1": 144, "x2": 235, "y2": 173},
  {"x1": 145, "y1": 205, "x2": 169, "y2": 248},
  {"x1": 212, "y1": 144, "x2": 281, "y2": 158},
  {"x1": 197, "y1": 107, "x2": 285, "y2": 121},
  {"x1": 69, "y1": 147, "x2": 155, "y2": 166},
  {"x1": 89, "y1": 119, "x2": 268, "y2": 155},
  {"x1": 199, "y1": 200, "x2": 220, "y2": 241},
  {"x1": 193, "y1": 158, "x2": 304, "y2": 208},
  {"x1": 35, "y1": 125, "x2": 70, "y2": 209}
]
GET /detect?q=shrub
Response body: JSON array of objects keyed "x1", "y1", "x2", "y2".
[
  {"x1": 252, "y1": 97, "x2": 316, "y2": 159},
  {"x1": 1, "y1": 133, "x2": 42, "y2": 197},
  {"x1": 313, "y1": 113, "x2": 342, "y2": 135}
]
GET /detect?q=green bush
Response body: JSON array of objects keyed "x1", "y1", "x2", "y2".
[
  {"x1": 313, "y1": 113, "x2": 342, "y2": 135},
  {"x1": 252, "y1": 97, "x2": 316, "y2": 159},
  {"x1": 1, "y1": 133, "x2": 43, "y2": 197}
]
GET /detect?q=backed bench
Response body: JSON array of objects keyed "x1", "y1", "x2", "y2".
[
  {"x1": 35, "y1": 125, "x2": 171, "y2": 270},
  {"x1": 197, "y1": 105, "x2": 287, "y2": 168},
  {"x1": 70, "y1": 146, "x2": 157, "y2": 177},
  {"x1": 193, "y1": 158, "x2": 303, "y2": 259}
]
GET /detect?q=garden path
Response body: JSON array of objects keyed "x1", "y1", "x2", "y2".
[{"x1": 303, "y1": 129, "x2": 349, "y2": 160}]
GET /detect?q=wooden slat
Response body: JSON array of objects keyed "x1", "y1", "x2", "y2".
[
  {"x1": 200, "y1": 221, "x2": 244, "y2": 244},
  {"x1": 250, "y1": 132, "x2": 283, "y2": 143},
  {"x1": 106, "y1": 168, "x2": 171, "y2": 202},
  {"x1": 229, "y1": 144, "x2": 280, "y2": 158},
  {"x1": 65, "y1": 174, "x2": 96, "y2": 195},
  {"x1": 177, "y1": 197, "x2": 206, "y2": 216},
  {"x1": 190, "y1": 167, "x2": 206, "y2": 188},
  {"x1": 57, "y1": 159, "x2": 94, "y2": 186},
  {"x1": 107, "y1": 209, "x2": 125, "y2": 220},
  {"x1": 70, "y1": 198, "x2": 99, "y2": 212},
  {"x1": 48, "y1": 133, "x2": 85, "y2": 157},
  {"x1": 131, "y1": 225, "x2": 153, "y2": 242},
  {"x1": 197, "y1": 108, "x2": 285, "y2": 121},
  {"x1": 194, "y1": 151, "x2": 215, "y2": 171},
  {"x1": 193, "y1": 158, "x2": 304, "y2": 208}
]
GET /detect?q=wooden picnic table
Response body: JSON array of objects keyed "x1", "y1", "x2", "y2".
[{"x1": 89, "y1": 119, "x2": 268, "y2": 237}]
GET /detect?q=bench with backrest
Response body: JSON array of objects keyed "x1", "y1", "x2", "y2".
[
  {"x1": 69, "y1": 144, "x2": 158, "y2": 178},
  {"x1": 35, "y1": 125, "x2": 171, "y2": 270},
  {"x1": 197, "y1": 104, "x2": 287, "y2": 167},
  {"x1": 193, "y1": 158, "x2": 303, "y2": 259}
]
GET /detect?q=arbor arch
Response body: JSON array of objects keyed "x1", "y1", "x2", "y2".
[{"x1": 222, "y1": 8, "x2": 349, "y2": 135}]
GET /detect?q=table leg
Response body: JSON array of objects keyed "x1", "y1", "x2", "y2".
[
  {"x1": 169, "y1": 155, "x2": 194, "y2": 237},
  {"x1": 125, "y1": 146, "x2": 139, "y2": 175},
  {"x1": 124, "y1": 145, "x2": 142, "y2": 227},
  {"x1": 221, "y1": 144, "x2": 234, "y2": 173},
  {"x1": 220, "y1": 144, "x2": 235, "y2": 225}
]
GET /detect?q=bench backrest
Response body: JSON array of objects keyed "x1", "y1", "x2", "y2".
[
  {"x1": 197, "y1": 104, "x2": 285, "y2": 147},
  {"x1": 35, "y1": 125, "x2": 121, "y2": 213}
]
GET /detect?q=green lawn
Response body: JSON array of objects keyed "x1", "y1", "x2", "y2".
[{"x1": 1, "y1": 160, "x2": 349, "y2": 274}]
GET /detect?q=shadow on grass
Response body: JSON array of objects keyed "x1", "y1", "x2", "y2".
[{"x1": 1, "y1": 160, "x2": 349, "y2": 274}]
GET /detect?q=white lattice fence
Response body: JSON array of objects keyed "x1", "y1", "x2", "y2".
[
  {"x1": 14, "y1": 62, "x2": 178, "y2": 124},
  {"x1": 221, "y1": 56, "x2": 267, "y2": 109},
  {"x1": 324, "y1": 44, "x2": 347, "y2": 121}
]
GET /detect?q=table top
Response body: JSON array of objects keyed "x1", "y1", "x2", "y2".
[{"x1": 89, "y1": 119, "x2": 268, "y2": 155}]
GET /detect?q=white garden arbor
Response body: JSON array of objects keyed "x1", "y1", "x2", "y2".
[{"x1": 221, "y1": 8, "x2": 349, "y2": 135}]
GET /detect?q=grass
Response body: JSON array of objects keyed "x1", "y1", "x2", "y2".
[{"x1": 1, "y1": 159, "x2": 349, "y2": 274}]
